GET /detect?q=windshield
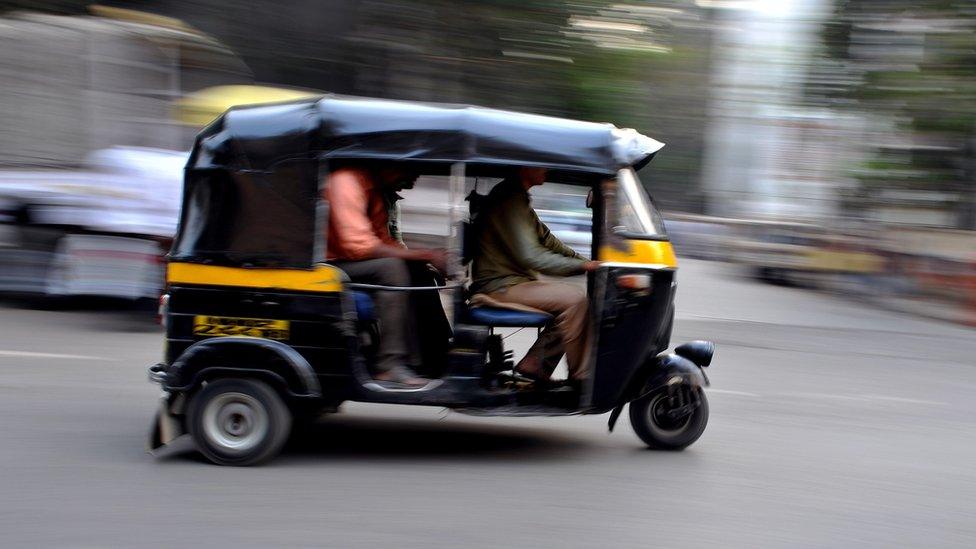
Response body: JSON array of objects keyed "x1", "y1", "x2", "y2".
[{"x1": 614, "y1": 168, "x2": 667, "y2": 238}]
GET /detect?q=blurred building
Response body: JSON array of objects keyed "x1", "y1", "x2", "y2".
[{"x1": 699, "y1": 0, "x2": 847, "y2": 222}]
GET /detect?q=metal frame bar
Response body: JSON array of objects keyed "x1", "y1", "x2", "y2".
[
  {"x1": 447, "y1": 162, "x2": 467, "y2": 281},
  {"x1": 345, "y1": 283, "x2": 461, "y2": 292},
  {"x1": 313, "y1": 159, "x2": 329, "y2": 264}
]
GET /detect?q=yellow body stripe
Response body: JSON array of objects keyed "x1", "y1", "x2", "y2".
[
  {"x1": 167, "y1": 263, "x2": 344, "y2": 292},
  {"x1": 598, "y1": 240, "x2": 678, "y2": 268}
]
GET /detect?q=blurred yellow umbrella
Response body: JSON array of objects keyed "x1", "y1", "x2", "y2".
[{"x1": 175, "y1": 85, "x2": 322, "y2": 126}]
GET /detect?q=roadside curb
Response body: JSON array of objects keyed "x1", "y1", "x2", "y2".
[{"x1": 854, "y1": 293, "x2": 974, "y2": 328}]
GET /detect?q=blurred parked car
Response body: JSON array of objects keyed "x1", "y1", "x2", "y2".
[
  {"x1": 663, "y1": 213, "x2": 732, "y2": 261},
  {"x1": 727, "y1": 219, "x2": 886, "y2": 286}
]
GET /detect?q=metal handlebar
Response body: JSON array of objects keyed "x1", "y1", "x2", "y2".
[{"x1": 345, "y1": 282, "x2": 463, "y2": 292}]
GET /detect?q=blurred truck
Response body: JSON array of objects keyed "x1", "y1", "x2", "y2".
[{"x1": 0, "y1": 9, "x2": 250, "y2": 301}]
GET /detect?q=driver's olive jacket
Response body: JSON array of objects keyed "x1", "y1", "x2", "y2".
[{"x1": 470, "y1": 179, "x2": 586, "y2": 295}]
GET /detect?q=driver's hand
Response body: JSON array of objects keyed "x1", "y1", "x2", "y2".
[{"x1": 582, "y1": 260, "x2": 603, "y2": 272}]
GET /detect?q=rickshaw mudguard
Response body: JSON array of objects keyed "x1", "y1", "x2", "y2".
[
  {"x1": 607, "y1": 353, "x2": 708, "y2": 432},
  {"x1": 148, "y1": 395, "x2": 185, "y2": 453},
  {"x1": 162, "y1": 336, "x2": 322, "y2": 398}
]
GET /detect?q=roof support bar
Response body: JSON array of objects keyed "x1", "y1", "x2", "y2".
[{"x1": 447, "y1": 162, "x2": 467, "y2": 282}]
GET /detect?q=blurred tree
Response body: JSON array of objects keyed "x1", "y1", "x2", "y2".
[{"x1": 811, "y1": 0, "x2": 976, "y2": 228}]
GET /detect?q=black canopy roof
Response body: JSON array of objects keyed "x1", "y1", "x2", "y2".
[{"x1": 187, "y1": 95, "x2": 664, "y2": 175}]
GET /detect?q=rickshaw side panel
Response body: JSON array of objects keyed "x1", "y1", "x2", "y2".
[
  {"x1": 162, "y1": 336, "x2": 322, "y2": 397},
  {"x1": 164, "y1": 284, "x2": 352, "y2": 395},
  {"x1": 588, "y1": 265, "x2": 676, "y2": 412},
  {"x1": 172, "y1": 164, "x2": 319, "y2": 269}
]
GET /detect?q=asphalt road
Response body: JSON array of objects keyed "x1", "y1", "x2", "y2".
[{"x1": 1, "y1": 259, "x2": 974, "y2": 548}]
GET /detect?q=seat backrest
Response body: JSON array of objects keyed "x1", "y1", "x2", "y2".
[
  {"x1": 460, "y1": 220, "x2": 477, "y2": 266},
  {"x1": 462, "y1": 189, "x2": 487, "y2": 267},
  {"x1": 459, "y1": 188, "x2": 492, "y2": 310},
  {"x1": 465, "y1": 188, "x2": 488, "y2": 218}
]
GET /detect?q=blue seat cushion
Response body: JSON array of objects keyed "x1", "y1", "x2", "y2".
[
  {"x1": 353, "y1": 293, "x2": 550, "y2": 327},
  {"x1": 464, "y1": 306, "x2": 552, "y2": 327},
  {"x1": 352, "y1": 291, "x2": 375, "y2": 322}
]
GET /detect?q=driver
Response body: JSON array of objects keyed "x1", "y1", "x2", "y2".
[
  {"x1": 324, "y1": 162, "x2": 447, "y2": 388},
  {"x1": 470, "y1": 167, "x2": 601, "y2": 386}
]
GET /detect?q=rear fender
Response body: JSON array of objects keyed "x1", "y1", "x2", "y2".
[
  {"x1": 163, "y1": 337, "x2": 321, "y2": 398},
  {"x1": 148, "y1": 393, "x2": 185, "y2": 453},
  {"x1": 607, "y1": 353, "x2": 707, "y2": 432},
  {"x1": 640, "y1": 354, "x2": 708, "y2": 394}
]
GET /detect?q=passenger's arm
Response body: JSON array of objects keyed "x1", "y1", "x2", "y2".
[
  {"x1": 370, "y1": 244, "x2": 446, "y2": 273},
  {"x1": 326, "y1": 172, "x2": 444, "y2": 270},
  {"x1": 490, "y1": 197, "x2": 587, "y2": 277}
]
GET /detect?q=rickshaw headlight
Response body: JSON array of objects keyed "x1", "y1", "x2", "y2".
[{"x1": 616, "y1": 274, "x2": 651, "y2": 291}]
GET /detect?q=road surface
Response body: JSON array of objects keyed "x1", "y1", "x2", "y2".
[{"x1": 1, "y1": 259, "x2": 974, "y2": 548}]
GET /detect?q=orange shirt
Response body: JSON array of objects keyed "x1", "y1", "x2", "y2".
[{"x1": 324, "y1": 167, "x2": 403, "y2": 261}]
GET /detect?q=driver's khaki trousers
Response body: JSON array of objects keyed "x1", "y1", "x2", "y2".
[{"x1": 486, "y1": 281, "x2": 590, "y2": 381}]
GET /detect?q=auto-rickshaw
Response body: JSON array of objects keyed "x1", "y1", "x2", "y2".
[{"x1": 147, "y1": 95, "x2": 716, "y2": 465}]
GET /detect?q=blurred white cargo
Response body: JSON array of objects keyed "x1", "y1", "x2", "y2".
[{"x1": 0, "y1": 147, "x2": 186, "y2": 299}]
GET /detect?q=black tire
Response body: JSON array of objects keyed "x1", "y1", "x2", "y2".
[
  {"x1": 629, "y1": 388, "x2": 708, "y2": 450},
  {"x1": 187, "y1": 378, "x2": 292, "y2": 466}
]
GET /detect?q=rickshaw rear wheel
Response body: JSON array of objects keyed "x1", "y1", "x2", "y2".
[
  {"x1": 188, "y1": 378, "x2": 292, "y2": 466},
  {"x1": 629, "y1": 387, "x2": 708, "y2": 450}
]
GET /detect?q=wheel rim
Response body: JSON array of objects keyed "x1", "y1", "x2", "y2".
[
  {"x1": 645, "y1": 392, "x2": 693, "y2": 437},
  {"x1": 200, "y1": 391, "x2": 269, "y2": 454}
]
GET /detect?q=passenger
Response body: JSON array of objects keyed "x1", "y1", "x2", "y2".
[
  {"x1": 470, "y1": 167, "x2": 601, "y2": 386},
  {"x1": 324, "y1": 163, "x2": 447, "y2": 388}
]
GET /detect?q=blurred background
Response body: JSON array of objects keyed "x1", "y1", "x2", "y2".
[
  {"x1": 0, "y1": 0, "x2": 973, "y2": 323},
  {"x1": 1, "y1": 2, "x2": 975, "y2": 547}
]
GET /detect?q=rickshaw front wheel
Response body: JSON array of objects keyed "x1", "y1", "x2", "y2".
[
  {"x1": 629, "y1": 387, "x2": 708, "y2": 450},
  {"x1": 188, "y1": 378, "x2": 292, "y2": 466}
]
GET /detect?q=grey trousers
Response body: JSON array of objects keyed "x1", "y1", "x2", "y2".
[
  {"x1": 335, "y1": 258, "x2": 451, "y2": 375},
  {"x1": 334, "y1": 258, "x2": 417, "y2": 373}
]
